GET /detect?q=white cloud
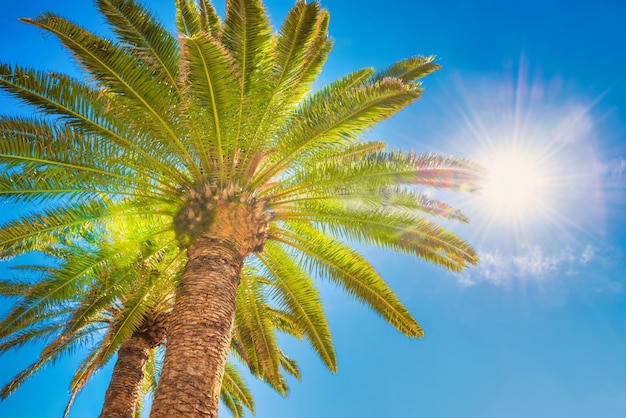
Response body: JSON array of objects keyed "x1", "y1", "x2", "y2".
[{"x1": 457, "y1": 244, "x2": 620, "y2": 290}]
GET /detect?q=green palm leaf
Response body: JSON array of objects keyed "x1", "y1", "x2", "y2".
[
  {"x1": 256, "y1": 242, "x2": 336, "y2": 371},
  {"x1": 22, "y1": 13, "x2": 199, "y2": 178},
  {"x1": 254, "y1": 79, "x2": 421, "y2": 187},
  {"x1": 273, "y1": 223, "x2": 424, "y2": 337},
  {"x1": 222, "y1": 362, "x2": 255, "y2": 416},
  {"x1": 240, "y1": 0, "x2": 331, "y2": 177},
  {"x1": 176, "y1": 0, "x2": 203, "y2": 36},
  {"x1": 1, "y1": 324, "x2": 102, "y2": 399},
  {"x1": 0, "y1": 69, "x2": 189, "y2": 185},
  {"x1": 234, "y1": 270, "x2": 284, "y2": 393},
  {"x1": 373, "y1": 55, "x2": 440, "y2": 84},
  {"x1": 179, "y1": 33, "x2": 240, "y2": 181},
  {"x1": 277, "y1": 200, "x2": 477, "y2": 271},
  {"x1": 96, "y1": 0, "x2": 180, "y2": 90},
  {"x1": 223, "y1": 0, "x2": 273, "y2": 178},
  {"x1": 198, "y1": 0, "x2": 222, "y2": 35}
]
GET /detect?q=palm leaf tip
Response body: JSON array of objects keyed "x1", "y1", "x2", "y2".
[{"x1": 374, "y1": 55, "x2": 441, "y2": 84}]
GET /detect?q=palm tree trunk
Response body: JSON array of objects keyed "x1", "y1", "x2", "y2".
[
  {"x1": 99, "y1": 334, "x2": 152, "y2": 418},
  {"x1": 150, "y1": 201, "x2": 269, "y2": 418},
  {"x1": 150, "y1": 236, "x2": 243, "y2": 418}
]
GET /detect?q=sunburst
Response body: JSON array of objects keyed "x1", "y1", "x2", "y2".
[{"x1": 437, "y1": 66, "x2": 607, "y2": 242}]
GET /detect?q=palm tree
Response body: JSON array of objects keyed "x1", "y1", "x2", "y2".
[{"x1": 0, "y1": 0, "x2": 482, "y2": 416}]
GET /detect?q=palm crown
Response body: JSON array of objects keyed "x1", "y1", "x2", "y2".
[{"x1": 0, "y1": 0, "x2": 482, "y2": 416}]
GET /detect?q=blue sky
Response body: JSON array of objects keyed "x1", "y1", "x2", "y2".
[{"x1": 1, "y1": 0, "x2": 625, "y2": 417}]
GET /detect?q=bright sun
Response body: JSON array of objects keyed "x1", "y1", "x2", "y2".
[
  {"x1": 441, "y1": 66, "x2": 604, "y2": 231},
  {"x1": 480, "y1": 147, "x2": 550, "y2": 222}
]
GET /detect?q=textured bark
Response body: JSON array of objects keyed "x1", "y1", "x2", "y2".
[
  {"x1": 99, "y1": 335, "x2": 151, "y2": 418},
  {"x1": 100, "y1": 313, "x2": 167, "y2": 418},
  {"x1": 150, "y1": 201, "x2": 268, "y2": 418}
]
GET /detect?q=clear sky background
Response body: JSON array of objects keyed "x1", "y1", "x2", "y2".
[{"x1": 1, "y1": 0, "x2": 625, "y2": 417}]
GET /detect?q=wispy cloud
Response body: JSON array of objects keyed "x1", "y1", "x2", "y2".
[
  {"x1": 601, "y1": 157, "x2": 626, "y2": 179},
  {"x1": 457, "y1": 244, "x2": 623, "y2": 292}
]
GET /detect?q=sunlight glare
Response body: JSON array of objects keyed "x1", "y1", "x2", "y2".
[{"x1": 479, "y1": 147, "x2": 550, "y2": 223}]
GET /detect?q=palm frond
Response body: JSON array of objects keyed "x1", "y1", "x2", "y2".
[
  {"x1": 234, "y1": 271, "x2": 284, "y2": 393},
  {"x1": 278, "y1": 350, "x2": 301, "y2": 381},
  {"x1": 0, "y1": 227, "x2": 174, "y2": 338},
  {"x1": 269, "y1": 149, "x2": 483, "y2": 204},
  {"x1": 0, "y1": 118, "x2": 180, "y2": 202},
  {"x1": 198, "y1": 0, "x2": 222, "y2": 35},
  {"x1": 266, "y1": 307, "x2": 304, "y2": 339},
  {"x1": 223, "y1": 0, "x2": 273, "y2": 179},
  {"x1": 272, "y1": 223, "x2": 424, "y2": 337},
  {"x1": 253, "y1": 79, "x2": 421, "y2": 187},
  {"x1": 61, "y1": 243, "x2": 175, "y2": 338},
  {"x1": 0, "y1": 67, "x2": 190, "y2": 186},
  {"x1": 96, "y1": 0, "x2": 180, "y2": 90},
  {"x1": 276, "y1": 200, "x2": 478, "y2": 270},
  {"x1": 355, "y1": 186, "x2": 471, "y2": 223},
  {"x1": 0, "y1": 279, "x2": 33, "y2": 297},
  {"x1": 179, "y1": 33, "x2": 240, "y2": 182},
  {"x1": 372, "y1": 55, "x2": 440, "y2": 84},
  {"x1": 276, "y1": 184, "x2": 469, "y2": 224},
  {"x1": 64, "y1": 337, "x2": 107, "y2": 417},
  {"x1": 240, "y1": 0, "x2": 331, "y2": 177},
  {"x1": 0, "y1": 200, "x2": 112, "y2": 260},
  {"x1": 0, "y1": 199, "x2": 172, "y2": 260},
  {"x1": 222, "y1": 361, "x2": 255, "y2": 416},
  {"x1": 272, "y1": 1, "x2": 331, "y2": 108},
  {"x1": 223, "y1": 0, "x2": 272, "y2": 90},
  {"x1": 1, "y1": 323, "x2": 101, "y2": 399},
  {"x1": 256, "y1": 243, "x2": 336, "y2": 372},
  {"x1": 21, "y1": 14, "x2": 200, "y2": 179},
  {"x1": 175, "y1": 0, "x2": 202, "y2": 36},
  {"x1": 0, "y1": 306, "x2": 76, "y2": 353}
]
